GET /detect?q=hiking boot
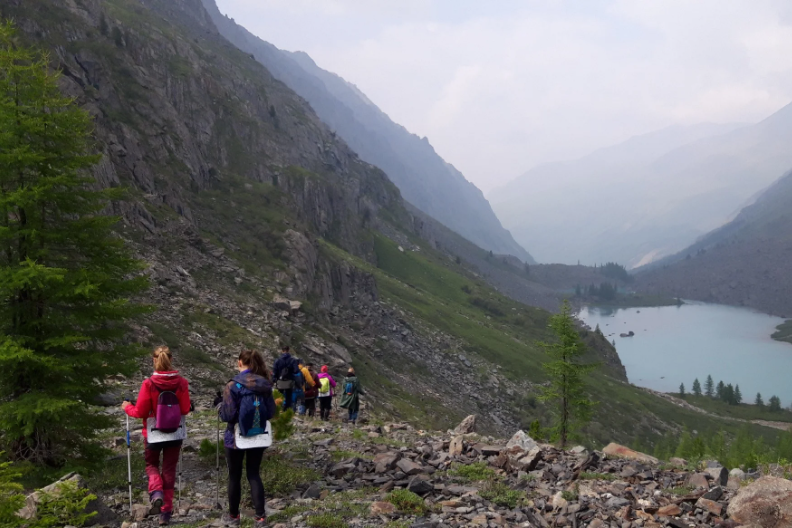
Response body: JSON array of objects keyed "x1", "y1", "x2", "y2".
[
  {"x1": 221, "y1": 513, "x2": 241, "y2": 527},
  {"x1": 149, "y1": 491, "x2": 164, "y2": 515},
  {"x1": 158, "y1": 512, "x2": 172, "y2": 526},
  {"x1": 254, "y1": 516, "x2": 268, "y2": 528}
]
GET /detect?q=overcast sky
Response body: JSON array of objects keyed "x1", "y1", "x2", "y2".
[{"x1": 215, "y1": 0, "x2": 792, "y2": 193}]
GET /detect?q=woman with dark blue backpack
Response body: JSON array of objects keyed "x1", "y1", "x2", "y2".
[{"x1": 219, "y1": 349, "x2": 275, "y2": 528}]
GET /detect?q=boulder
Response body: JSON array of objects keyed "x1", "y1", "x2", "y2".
[
  {"x1": 517, "y1": 446, "x2": 543, "y2": 471},
  {"x1": 728, "y1": 476, "x2": 792, "y2": 526},
  {"x1": 271, "y1": 295, "x2": 292, "y2": 311},
  {"x1": 729, "y1": 468, "x2": 746, "y2": 481},
  {"x1": 408, "y1": 476, "x2": 434, "y2": 495},
  {"x1": 452, "y1": 415, "x2": 477, "y2": 435},
  {"x1": 657, "y1": 504, "x2": 682, "y2": 516},
  {"x1": 704, "y1": 465, "x2": 728, "y2": 486},
  {"x1": 17, "y1": 473, "x2": 115, "y2": 526},
  {"x1": 505, "y1": 430, "x2": 538, "y2": 452},
  {"x1": 448, "y1": 436, "x2": 464, "y2": 457},
  {"x1": 668, "y1": 457, "x2": 688, "y2": 468},
  {"x1": 396, "y1": 458, "x2": 424, "y2": 476},
  {"x1": 687, "y1": 473, "x2": 709, "y2": 489},
  {"x1": 696, "y1": 497, "x2": 723, "y2": 516},
  {"x1": 602, "y1": 443, "x2": 659, "y2": 465}
]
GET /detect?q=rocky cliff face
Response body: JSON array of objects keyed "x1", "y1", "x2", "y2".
[{"x1": 200, "y1": 0, "x2": 535, "y2": 264}]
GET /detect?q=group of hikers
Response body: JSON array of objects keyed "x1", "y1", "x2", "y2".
[{"x1": 121, "y1": 344, "x2": 364, "y2": 527}]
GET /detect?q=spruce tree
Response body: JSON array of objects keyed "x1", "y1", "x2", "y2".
[
  {"x1": 538, "y1": 300, "x2": 598, "y2": 447},
  {"x1": 735, "y1": 384, "x2": 742, "y2": 405},
  {"x1": 769, "y1": 396, "x2": 782, "y2": 412},
  {"x1": 705, "y1": 375, "x2": 714, "y2": 397},
  {"x1": 679, "y1": 383, "x2": 686, "y2": 398},
  {"x1": 692, "y1": 378, "x2": 702, "y2": 397},
  {"x1": 724, "y1": 384, "x2": 735, "y2": 405},
  {"x1": 755, "y1": 393, "x2": 764, "y2": 407},
  {"x1": 0, "y1": 23, "x2": 148, "y2": 464},
  {"x1": 716, "y1": 381, "x2": 725, "y2": 400}
]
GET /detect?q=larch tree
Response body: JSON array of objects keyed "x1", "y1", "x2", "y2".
[
  {"x1": 0, "y1": 23, "x2": 149, "y2": 465},
  {"x1": 538, "y1": 300, "x2": 598, "y2": 447},
  {"x1": 704, "y1": 375, "x2": 714, "y2": 398},
  {"x1": 692, "y1": 378, "x2": 702, "y2": 397}
]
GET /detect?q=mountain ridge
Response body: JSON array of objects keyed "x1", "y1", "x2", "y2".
[{"x1": 201, "y1": 0, "x2": 535, "y2": 264}]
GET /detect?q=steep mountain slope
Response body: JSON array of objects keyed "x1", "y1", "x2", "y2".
[
  {"x1": 200, "y1": 0, "x2": 534, "y2": 264},
  {"x1": 4, "y1": 0, "x2": 778, "y2": 449},
  {"x1": 488, "y1": 117, "x2": 792, "y2": 267},
  {"x1": 636, "y1": 169, "x2": 792, "y2": 317}
]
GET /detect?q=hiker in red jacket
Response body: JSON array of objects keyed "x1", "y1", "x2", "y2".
[{"x1": 123, "y1": 346, "x2": 191, "y2": 526}]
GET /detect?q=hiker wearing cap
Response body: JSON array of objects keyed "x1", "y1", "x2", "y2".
[
  {"x1": 303, "y1": 363, "x2": 318, "y2": 418},
  {"x1": 339, "y1": 367, "x2": 365, "y2": 425},
  {"x1": 315, "y1": 365, "x2": 337, "y2": 421},
  {"x1": 122, "y1": 346, "x2": 191, "y2": 526},
  {"x1": 219, "y1": 349, "x2": 275, "y2": 528}
]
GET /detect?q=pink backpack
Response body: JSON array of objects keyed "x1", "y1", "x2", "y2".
[{"x1": 152, "y1": 388, "x2": 182, "y2": 433}]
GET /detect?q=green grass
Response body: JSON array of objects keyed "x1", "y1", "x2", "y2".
[
  {"x1": 260, "y1": 453, "x2": 320, "y2": 496},
  {"x1": 773, "y1": 320, "x2": 792, "y2": 345},
  {"x1": 448, "y1": 462, "x2": 497, "y2": 482},
  {"x1": 579, "y1": 472, "x2": 617, "y2": 481},
  {"x1": 306, "y1": 514, "x2": 346, "y2": 528},
  {"x1": 479, "y1": 480, "x2": 524, "y2": 508},
  {"x1": 683, "y1": 395, "x2": 792, "y2": 423},
  {"x1": 386, "y1": 489, "x2": 427, "y2": 514}
]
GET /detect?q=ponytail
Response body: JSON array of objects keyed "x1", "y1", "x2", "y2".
[
  {"x1": 152, "y1": 346, "x2": 173, "y2": 372},
  {"x1": 239, "y1": 349, "x2": 269, "y2": 379}
]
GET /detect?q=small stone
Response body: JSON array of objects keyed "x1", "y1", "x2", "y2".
[
  {"x1": 130, "y1": 504, "x2": 149, "y2": 521},
  {"x1": 408, "y1": 476, "x2": 433, "y2": 495},
  {"x1": 449, "y1": 436, "x2": 464, "y2": 456},
  {"x1": 702, "y1": 486, "x2": 723, "y2": 501},
  {"x1": 696, "y1": 497, "x2": 723, "y2": 516},
  {"x1": 687, "y1": 473, "x2": 709, "y2": 489},
  {"x1": 396, "y1": 458, "x2": 423, "y2": 475},
  {"x1": 657, "y1": 504, "x2": 682, "y2": 517},
  {"x1": 370, "y1": 501, "x2": 396, "y2": 515},
  {"x1": 303, "y1": 483, "x2": 321, "y2": 499}
]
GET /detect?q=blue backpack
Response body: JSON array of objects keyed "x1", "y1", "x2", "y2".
[
  {"x1": 235, "y1": 383, "x2": 272, "y2": 437},
  {"x1": 344, "y1": 381, "x2": 355, "y2": 395}
]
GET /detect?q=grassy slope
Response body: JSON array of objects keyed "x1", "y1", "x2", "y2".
[
  {"x1": 324, "y1": 234, "x2": 782, "y2": 449},
  {"x1": 684, "y1": 395, "x2": 792, "y2": 424}
]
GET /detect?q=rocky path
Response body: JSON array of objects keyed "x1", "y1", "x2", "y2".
[{"x1": 30, "y1": 412, "x2": 792, "y2": 528}]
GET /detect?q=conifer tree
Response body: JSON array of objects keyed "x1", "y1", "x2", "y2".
[
  {"x1": 0, "y1": 23, "x2": 148, "y2": 464},
  {"x1": 769, "y1": 396, "x2": 782, "y2": 412},
  {"x1": 538, "y1": 300, "x2": 598, "y2": 447},
  {"x1": 716, "y1": 380, "x2": 725, "y2": 400},
  {"x1": 692, "y1": 378, "x2": 702, "y2": 397},
  {"x1": 755, "y1": 393, "x2": 764, "y2": 407},
  {"x1": 735, "y1": 384, "x2": 742, "y2": 405},
  {"x1": 679, "y1": 383, "x2": 686, "y2": 398},
  {"x1": 705, "y1": 375, "x2": 714, "y2": 397}
]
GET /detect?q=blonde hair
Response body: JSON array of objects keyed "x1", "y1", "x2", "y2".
[{"x1": 152, "y1": 346, "x2": 173, "y2": 372}]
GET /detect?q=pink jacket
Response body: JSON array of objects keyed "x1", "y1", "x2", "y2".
[{"x1": 316, "y1": 373, "x2": 337, "y2": 396}]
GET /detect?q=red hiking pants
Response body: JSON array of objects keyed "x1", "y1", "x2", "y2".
[{"x1": 144, "y1": 442, "x2": 181, "y2": 513}]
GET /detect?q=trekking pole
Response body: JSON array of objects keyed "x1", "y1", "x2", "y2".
[
  {"x1": 125, "y1": 413, "x2": 133, "y2": 514},
  {"x1": 215, "y1": 411, "x2": 220, "y2": 509},
  {"x1": 178, "y1": 448, "x2": 183, "y2": 514}
]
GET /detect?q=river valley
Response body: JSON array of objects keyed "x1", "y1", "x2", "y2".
[{"x1": 578, "y1": 302, "x2": 792, "y2": 406}]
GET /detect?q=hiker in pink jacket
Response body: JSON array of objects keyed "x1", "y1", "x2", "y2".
[{"x1": 315, "y1": 365, "x2": 337, "y2": 421}]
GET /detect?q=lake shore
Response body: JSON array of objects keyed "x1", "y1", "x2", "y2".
[{"x1": 772, "y1": 320, "x2": 792, "y2": 344}]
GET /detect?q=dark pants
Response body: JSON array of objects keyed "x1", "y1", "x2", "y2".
[
  {"x1": 319, "y1": 396, "x2": 332, "y2": 420},
  {"x1": 226, "y1": 447, "x2": 266, "y2": 518},
  {"x1": 144, "y1": 441, "x2": 181, "y2": 514},
  {"x1": 348, "y1": 409, "x2": 359, "y2": 423},
  {"x1": 280, "y1": 388, "x2": 294, "y2": 411},
  {"x1": 305, "y1": 398, "x2": 316, "y2": 417}
]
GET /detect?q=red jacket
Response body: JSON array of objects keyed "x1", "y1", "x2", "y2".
[{"x1": 124, "y1": 371, "x2": 191, "y2": 439}]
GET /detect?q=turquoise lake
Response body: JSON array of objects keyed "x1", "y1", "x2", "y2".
[{"x1": 577, "y1": 302, "x2": 792, "y2": 405}]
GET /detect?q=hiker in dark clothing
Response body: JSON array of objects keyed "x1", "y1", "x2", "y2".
[
  {"x1": 271, "y1": 345, "x2": 299, "y2": 411},
  {"x1": 339, "y1": 367, "x2": 365, "y2": 425},
  {"x1": 219, "y1": 349, "x2": 275, "y2": 528}
]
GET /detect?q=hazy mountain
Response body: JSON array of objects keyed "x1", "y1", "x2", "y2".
[
  {"x1": 201, "y1": 0, "x2": 534, "y2": 264},
  {"x1": 488, "y1": 113, "x2": 792, "y2": 267},
  {"x1": 636, "y1": 168, "x2": 792, "y2": 317}
]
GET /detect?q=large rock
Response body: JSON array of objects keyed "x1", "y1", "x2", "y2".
[
  {"x1": 448, "y1": 436, "x2": 465, "y2": 457},
  {"x1": 452, "y1": 415, "x2": 477, "y2": 435},
  {"x1": 17, "y1": 473, "x2": 115, "y2": 526},
  {"x1": 396, "y1": 458, "x2": 424, "y2": 476},
  {"x1": 601, "y1": 443, "x2": 659, "y2": 465},
  {"x1": 728, "y1": 476, "x2": 792, "y2": 527},
  {"x1": 505, "y1": 430, "x2": 537, "y2": 452}
]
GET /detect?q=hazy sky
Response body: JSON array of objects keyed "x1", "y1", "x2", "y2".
[{"x1": 215, "y1": 0, "x2": 792, "y2": 193}]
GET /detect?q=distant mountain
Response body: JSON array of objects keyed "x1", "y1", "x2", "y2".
[
  {"x1": 201, "y1": 0, "x2": 534, "y2": 264},
  {"x1": 635, "y1": 168, "x2": 792, "y2": 317},
  {"x1": 488, "y1": 113, "x2": 792, "y2": 267}
]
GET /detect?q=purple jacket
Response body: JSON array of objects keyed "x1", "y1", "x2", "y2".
[
  {"x1": 316, "y1": 372, "x2": 337, "y2": 397},
  {"x1": 220, "y1": 371, "x2": 275, "y2": 449}
]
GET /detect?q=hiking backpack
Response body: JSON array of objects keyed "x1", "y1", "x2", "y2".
[
  {"x1": 344, "y1": 380, "x2": 355, "y2": 396},
  {"x1": 152, "y1": 388, "x2": 182, "y2": 433},
  {"x1": 318, "y1": 377, "x2": 331, "y2": 396},
  {"x1": 236, "y1": 383, "x2": 271, "y2": 437}
]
